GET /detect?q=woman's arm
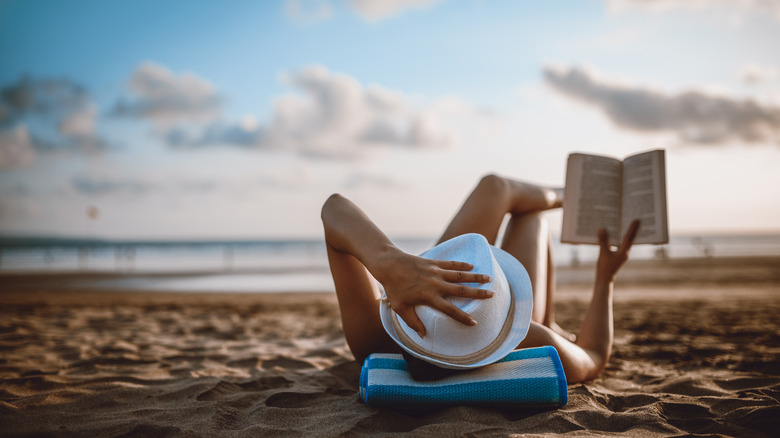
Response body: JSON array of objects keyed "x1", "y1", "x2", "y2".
[
  {"x1": 576, "y1": 220, "x2": 640, "y2": 359},
  {"x1": 321, "y1": 193, "x2": 492, "y2": 338}
]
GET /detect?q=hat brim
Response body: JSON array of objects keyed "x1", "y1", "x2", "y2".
[{"x1": 379, "y1": 245, "x2": 534, "y2": 370}]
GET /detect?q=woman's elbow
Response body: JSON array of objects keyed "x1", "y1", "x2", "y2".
[
  {"x1": 563, "y1": 351, "x2": 607, "y2": 383},
  {"x1": 321, "y1": 193, "x2": 345, "y2": 224}
]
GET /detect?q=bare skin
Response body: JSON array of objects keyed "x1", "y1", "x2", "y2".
[{"x1": 321, "y1": 174, "x2": 639, "y2": 383}]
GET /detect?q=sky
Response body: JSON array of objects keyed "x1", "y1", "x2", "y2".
[{"x1": 1, "y1": 0, "x2": 779, "y2": 240}]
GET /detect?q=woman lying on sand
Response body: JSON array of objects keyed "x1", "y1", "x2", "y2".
[{"x1": 321, "y1": 174, "x2": 639, "y2": 383}]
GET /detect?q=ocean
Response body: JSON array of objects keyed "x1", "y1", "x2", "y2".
[{"x1": 2, "y1": 234, "x2": 779, "y2": 292}]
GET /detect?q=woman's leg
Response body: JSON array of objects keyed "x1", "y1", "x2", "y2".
[
  {"x1": 437, "y1": 174, "x2": 561, "y2": 245},
  {"x1": 500, "y1": 213, "x2": 574, "y2": 339},
  {"x1": 500, "y1": 212, "x2": 549, "y2": 323},
  {"x1": 544, "y1": 237, "x2": 558, "y2": 327}
]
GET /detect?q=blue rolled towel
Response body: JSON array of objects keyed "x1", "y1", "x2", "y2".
[{"x1": 359, "y1": 346, "x2": 568, "y2": 408}]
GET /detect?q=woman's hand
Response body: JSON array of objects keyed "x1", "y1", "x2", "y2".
[
  {"x1": 596, "y1": 220, "x2": 640, "y2": 283},
  {"x1": 371, "y1": 249, "x2": 493, "y2": 338}
]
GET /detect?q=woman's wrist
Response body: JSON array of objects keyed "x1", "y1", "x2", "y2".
[
  {"x1": 594, "y1": 273, "x2": 615, "y2": 289},
  {"x1": 363, "y1": 242, "x2": 403, "y2": 284}
]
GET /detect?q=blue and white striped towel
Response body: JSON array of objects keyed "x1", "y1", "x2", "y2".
[{"x1": 359, "y1": 346, "x2": 568, "y2": 408}]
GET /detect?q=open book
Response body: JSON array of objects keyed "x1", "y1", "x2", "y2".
[{"x1": 561, "y1": 149, "x2": 669, "y2": 246}]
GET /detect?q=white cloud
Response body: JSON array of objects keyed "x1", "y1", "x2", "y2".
[
  {"x1": 0, "y1": 125, "x2": 36, "y2": 170},
  {"x1": 740, "y1": 63, "x2": 779, "y2": 85},
  {"x1": 113, "y1": 62, "x2": 221, "y2": 129},
  {"x1": 59, "y1": 104, "x2": 97, "y2": 137},
  {"x1": 605, "y1": 0, "x2": 780, "y2": 21},
  {"x1": 175, "y1": 65, "x2": 463, "y2": 159},
  {"x1": 240, "y1": 114, "x2": 259, "y2": 132},
  {"x1": 349, "y1": 0, "x2": 445, "y2": 21},
  {"x1": 0, "y1": 77, "x2": 90, "y2": 124},
  {"x1": 272, "y1": 66, "x2": 458, "y2": 154},
  {"x1": 0, "y1": 76, "x2": 105, "y2": 158},
  {"x1": 543, "y1": 64, "x2": 780, "y2": 145}
]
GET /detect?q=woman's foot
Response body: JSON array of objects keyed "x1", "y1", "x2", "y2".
[
  {"x1": 507, "y1": 180, "x2": 564, "y2": 215},
  {"x1": 551, "y1": 188, "x2": 564, "y2": 209}
]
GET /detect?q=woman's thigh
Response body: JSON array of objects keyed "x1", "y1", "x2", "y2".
[{"x1": 500, "y1": 212, "x2": 549, "y2": 323}]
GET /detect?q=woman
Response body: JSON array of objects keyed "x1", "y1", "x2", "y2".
[{"x1": 321, "y1": 174, "x2": 639, "y2": 383}]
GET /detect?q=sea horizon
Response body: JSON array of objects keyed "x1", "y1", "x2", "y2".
[{"x1": 3, "y1": 232, "x2": 780, "y2": 293}]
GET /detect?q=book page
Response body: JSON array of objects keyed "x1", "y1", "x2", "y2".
[
  {"x1": 620, "y1": 149, "x2": 669, "y2": 244},
  {"x1": 561, "y1": 153, "x2": 622, "y2": 245}
]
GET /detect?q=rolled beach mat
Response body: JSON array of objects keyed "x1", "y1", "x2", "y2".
[{"x1": 359, "y1": 346, "x2": 568, "y2": 408}]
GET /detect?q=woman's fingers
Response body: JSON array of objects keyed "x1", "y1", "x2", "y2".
[
  {"x1": 620, "y1": 220, "x2": 640, "y2": 253},
  {"x1": 435, "y1": 259, "x2": 474, "y2": 271},
  {"x1": 444, "y1": 282, "x2": 494, "y2": 299},
  {"x1": 396, "y1": 306, "x2": 426, "y2": 338},
  {"x1": 439, "y1": 268, "x2": 491, "y2": 284},
  {"x1": 432, "y1": 296, "x2": 477, "y2": 327},
  {"x1": 435, "y1": 261, "x2": 493, "y2": 300},
  {"x1": 396, "y1": 296, "x2": 478, "y2": 337},
  {"x1": 598, "y1": 221, "x2": 640, "y2": 256},
  {"x1": 435, "y1": 259, "x2": 490, "y2": 284},
  {"x1": 598, "y1": 228, "x2": 610, "y2": 252},
  {"x1": 393, "y1": 288, "x2": 482, "y2": 338},
  {"x1": 389, "y1": 258, "x2": 494, "y2": 334}
]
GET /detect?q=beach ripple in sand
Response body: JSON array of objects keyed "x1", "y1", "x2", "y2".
[{"x1": 0, "y1": 287, "x2": 778, "y2": 437}]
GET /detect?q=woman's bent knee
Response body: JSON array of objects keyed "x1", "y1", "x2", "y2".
[
  {"x1": 321, "y1": 193, "x2": 344, "y2": 221},
  {"x1": 477, "y1": 173, "x2": 507, "y2": 192},
  {"x1": 476, "y1": 174, "x2": 512, "y2": 204}
]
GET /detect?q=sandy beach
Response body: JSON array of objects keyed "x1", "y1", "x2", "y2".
[{"x1": 1, "y1": 257, "x2": 779, "y2": 437}]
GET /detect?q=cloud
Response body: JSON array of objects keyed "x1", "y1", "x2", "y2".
[
  {"x1": 0, "y1": 76, "x2": 104, "y2": 159},
  {"x1": 349, "y1": 0, "x2": 445, "y2": 21},
  {"x1": 113, "y1": 62, "x2": 221, "y2": 129},
  {"x1": 0, "y1": 76, "x2": 90, "y2": 125},
  {"x1": 0, "y1": 125, "x2": 36, "y2": 170},
  {"x1": 174, "y1": 65, "x2": 460, "y2": 158},
  {"x1": 543, "y1": 65, "x2": 780, "y2": 144},
  {"x1": 740, "y1": 63, "x2": 778, "y2": 85},
  {"x1": 59, "y1": 104, "x2": 97, "y2": 137},
  {"x1": 605, "y1": 0, "x2": 780, "y2": 21}
]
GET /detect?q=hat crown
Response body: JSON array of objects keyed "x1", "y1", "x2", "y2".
[
  {"x1": 395, "y1": 234, "x2": 512, "y2": 362},
  {"x1": 379, "y1": 233, "x2": 534, "y2": 370}
]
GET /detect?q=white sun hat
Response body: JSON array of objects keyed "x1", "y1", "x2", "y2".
[{"x1": 379, "y1": 233, "x2": 534, "y2": 370}]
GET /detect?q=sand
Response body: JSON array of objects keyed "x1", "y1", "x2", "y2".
[{"x1": 1, "y1": 258, "x2": 779, "y2": 437}]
